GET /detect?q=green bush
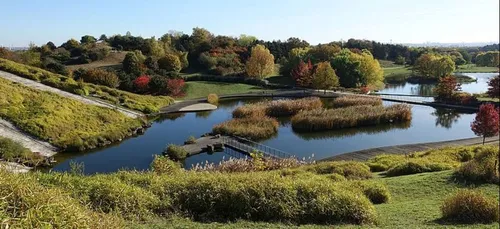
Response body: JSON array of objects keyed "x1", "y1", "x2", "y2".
[
  {"x1": 441, "y1": 189, "x2": 499, "y2": 223},
  {"x1": 341, "y1": 180, "x2": 391, "y2": 204},
  {"x1": 150, "y1": 155, "x2": 182, "y2": 174},
  {"x1": 164, "y1": 144, "x2": 188, "y2": 161},
  {"x1": 305, "y1": 161, "x2": 373, "y2": 180},
  {"x1": 291, "y1": 104, "x2": 412, "y2": 132},
  {"x1": 0, "y1": 137, "x2": 46, "y2": 166},
  {"x1": 80, "y1": 68, "x2": 120, "y2": 88},
  {"x1": 386, "y1": 161, "x2": 453, "y2": 177},
  {"x1": 329, "y1": 96, "x2": 382, "y2": 108},
  {"x1": 212, "y1": 117, "x2": 279, "y2": 140},
  {"x1": 455, "y1": 146, "x2": 499, "y2": 184}
]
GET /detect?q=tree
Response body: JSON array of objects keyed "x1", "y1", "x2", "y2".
[
  {"x1": 350, "y1": 50, "x2": 384, "y2": 86},
  {"x1": 60, "y1": 39, "x2": 80, "y2": 51},
  {"x1": 395, "y1": 56, "x2": 406, "y2": 65},
  {"x1": 144, "y1": 56, "x2": 159, "y2": 72},
  {"x1": 291, "y1": 59, "x2": 313, "y2": 87},
  {"x1": 331, "y1": 49, "x2": 362, "y2": 88},
  {"x1": 80, "y1": 35, "x2": 97, "y2": 44},
  {"x1": 487, "y1": 75, "x2": 499, "y2": 98},
  {"x1": 311, "y1": 62, "x2": 339, "y2": 93},
  {"x1": 99, "y1": 34, "x2": 107, "y2": 41},
  {"x1": 123, "y1": 52, "x2": 141, "y2": 75},
  {"x1": 149, "y1": 75, "x2": 168, "y2": 94},
  {"x1": 81, "y1": 68, "x2": 120, "y2": 88},
  {"x1": 245, "y1": 44, "x2": 274, "y2": 78},
  {"x1": 143, "y1": 37, "x2": 165, "y2": 57},
  {"x1": 238, "y1": 34, "x2": 257, "y2": 47},
  {"x1": 475, "y1": 51, "x2": 500, "y2": 67},
  {"x1": 133, "y1": 75, "x2": 151, "y2": 92},
  {"x1": 434, "y1": 76, "x2": 460, "y2": 101},
  {"x1": 167, "y1": 79, "x2": 185, "y2": 96},
  {"x1": 308, "y1": 44, "x2": 340, "y2": 63},
  {"x1": 471, "y1": 104, "x2": 499, "y2": 144},
  {"x1": 415, "y1": 53, "x2": 455, "y2": 78},
  {"x1": 46, "y1": 41, "x2": 56, "y2": 50},
  {"x1": 158, "y1": 54, "x2": 182, "y2": 73}
]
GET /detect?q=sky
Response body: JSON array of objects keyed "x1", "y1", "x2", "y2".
[{"x1": 1, "y1": 0, "x2": 499, "y2": 47}]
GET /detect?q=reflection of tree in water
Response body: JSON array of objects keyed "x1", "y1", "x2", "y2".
[
  {"x1": 195, "y1": 110, "x2": 213, "y2": 119},
  {"x1": 410, "y1": 84, "x2": 435, "y2": 96},
  {"x1": 292, "y1": 121, "x2": 412, "y2": 140},
  {"x1": 150, "y1": 113, "x2": 186, "y2": 123},
  {"x1": 431, "y1": 108, "x2": 464, "y2": 129}
]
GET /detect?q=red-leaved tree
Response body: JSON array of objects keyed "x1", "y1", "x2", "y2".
[
  {"x1": 133, "y1": 75, "x2": 151, "y2": 92},
  {"x1": 292, "y1": 59, "x2": 313, "y2": 87},
  {"x1": 167, "y1": 79, "x2": 185, "y2": 97},
  {"x1": 487, "y1": 75, "x2": 499, "y2": 98},
  {"x1": 471, "y1": 103, "x2": 499, "y2": 144},
  {"x1": 434, "y1": 76, "x2": 461, "y2": 101}
]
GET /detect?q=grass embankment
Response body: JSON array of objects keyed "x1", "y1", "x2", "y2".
[
  {"x1": 291, "y1": 104, "x2": 412, "y2": 132},
  {"x1": 0, "y1": 58, "x2": 174, "y2": 113},
  {"x1": 183, "y1": 81, "x2": 267, "y2": 100},
  {"x1": 2, "y1": 145, "x2": 499, "y2": 228},
  {"x1": 383, "y1": 66, "x2": 413, "y2": 83},
  {"x1": 212, "y1": 117, "x2": 279, "y2": 140},
  {"x1": 455, "y1": 64, "x2": 499, "y2": 73},
  {"x1": 0, "y1": 77, "x2": 144, "y2": 151},
  {"x1": 0, "y1": 137, "x2": 47, "y2": 167},
  {"x1": 232, "y1": 97, "x2": 323, "y2": 118}
]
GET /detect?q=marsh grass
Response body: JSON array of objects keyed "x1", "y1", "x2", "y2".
[
  {"x1": 0, "y1": 137, "x2": 47, "y2": 167},
  {"x1": 212, "y1": 117, "x2": 279, "y2": 140},
  {"x1": 329, "y1": 96, "x2": 382, "y2": 108},
  {"x1": 163, "y1": 144, "x2": 188, "y2": 161},
  {"x1": 232, "y1": 97, "x2": 323, "y2": 118},
  {"x1": 441, "y1": 189, "x2": 499, "y2": 223},
  {"x1": 0, "y1": 58, "x2": 174, "y2": 113},
  {"x1": 0, "y1": 77, "x2": 144, "y2": 151},
  {"x1": 455, "y1": 146, "x2": 499, "y2": 184},
  {"x1": 207, "y1": 93, "x2": 219, "y2": 104},
  {"x1": 291, "y1": 104, "x2": 412, "y2": 132}
]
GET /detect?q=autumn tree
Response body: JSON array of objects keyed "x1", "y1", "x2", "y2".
[
  {"x1": 291, "y1": 59, "x2": 313, "y2": 87},
  {"x1": 475, "y1": 51, "x2": 500, "y2": 67},
  {"x1": 167, "y1": 79, "x2": 185, "y2": 96},
  {"x1": 434, "y1": 76, "x2": 460, "y2": 101},
  {"x1": 471, "y1": 104, "x2": 499, "y2": 144},
  {"x1": 133, "y1": 75, "x2": 151, "y2": 92},
  {"x1": 158, "y1": 53, "x2": 182, "y2": 73},
  {"x1": 487, "y1": 75, "x2": 499, "y2": 98},
  {"x1": 245, "y1": 44, "x2": 275, "y2": 78},
  {"x1": 350, "y1": 49, "x2": 384, "y2": 86},
  {"x1": 415, "y1": 53, "x2": 455, "y2": 78},
  {"x1": 312, "y1": 62, "x2": 339, "y2": 93}
]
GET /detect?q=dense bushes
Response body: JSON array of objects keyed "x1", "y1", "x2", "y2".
[
  {"x1": 291, "y1": 104, "x2": 412, "y2": 132},
  {"x1": 304, "y1": 161, "x2": 373, "y2": 180},
  {"x1": 212, "y1": 117, "x2": 279, "y2": 140},
  {"x1": 0, "y1": 58, "x2": 174, "y2": 113},
  {"x1": 150, "y1": 155, "x2": 182, "y2": 174},
  {"x1": 232, "y1": 97, "x2": 323, "y2": 118},
  {"x1": 0, "y1": 137, "x2": 47, "y2": 167},
  {"x1": 0, "y1": 77, "x2": 144, "y2": 151},
  {"x1": 386, "y1": 161, "x2": 453, "y2": 177},
  {"x1": 207, "y1": 93, "x2": 218, "y2": 104},
  {"x1": 163, "y1": 144, "x2": 188, "y2": 161},
  {"x1": 79, "y1": 68, "x2": 120, "y2": 88},
  {"x1": 441, "y1": 189, "x2": 499, "y2": 223},
  {"x1": 455, "y1": 146, "x2": 499, "y2": 184},
  {"x1": 329, "y1": 96, "x2": 382, "y2": 108}
]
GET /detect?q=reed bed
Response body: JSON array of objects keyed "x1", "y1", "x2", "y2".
[
  {"x1": 212, "y1": 117, "x2": 279, "y2": 140},
  {"x1": 328, "y1": 95, "x2": 382, "y2": 108},
  {"x1": 232, "y1": 97, "x2": 323, "y2": 118},
  {"x1": 291, "y1": 104, "x2": 412, "y2": 132}
]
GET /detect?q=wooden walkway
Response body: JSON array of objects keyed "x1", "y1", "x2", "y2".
[{"x1": 321, "y1": 136, "x2": 499, "y2": 162}]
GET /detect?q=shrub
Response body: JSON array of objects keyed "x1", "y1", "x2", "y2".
[
  {"x1": 207, "y1": 93, "x2": 219, "y2": 104},
  {"x1": 0, "y1": 137, "x2": 46, "y2": 167},
  {"x1": 166, "y1": 78, "x2": 185, "y2": 97},
  {"x1": 329, "y1": 96, "x2": 382, "y2": 108},
  {"x1": 386, "y1": 161, "x2": 453, "y2": 177},
  {"x1": 441, "y1": 189, "x2": 499, "y2": 223},
  {"x1": 291, "y1": 104, "x2": 412, "y2": 132},
  {"x1": 232, "y1": 97, "x2": 323, "y2": 118},
  {"x1": 158, "y1": 54, "x2": 181, "y2": 73},
  {"x1": 212, "y1": 117, "x2": 279, "y2": 140},
  {"x1": 81, "y1": 68, "x2": 120, "y2": 88},
  {"x1": 164, "y1": 144, "x2": 188, "y2": 161},
  {"x1": 149, "y1": 75, "x2": 168, "y2": 94},
  {"x1": 192, "y1": 157, "x2": 304, "y2": 173},
  {"x1": 185, "y1": 136, "x2": 196, "y2": 144},
  {"x1": 133, "y1": 75, "x2": 151, "y2": 92},
  {"x1": 150, "y1": 155, "x2": 182, "y2": 174},
  {"x1": 343, "y1": 180, "x2": 391, "y2": 204},
  {"x1": 305, "y1": 161, "x2": 373, "y2": 180},
  {"x1": 455, "y1": 146, "x2": 499, "y2": 184}
]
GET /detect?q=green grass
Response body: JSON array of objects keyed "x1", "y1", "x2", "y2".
[
  {"x1": 0, "y1": 137, "x2": 47, "y2": 167},
  {"x1": 0, "y1": 58, "x2": 174, "y2": 113},
  {"x1": 378, "y1": 60, "x2": 403, "y2": 68},
  {"x1": 182, "y1": 81, "x2": 268, "y2": 99},
  {"x1": 455, "y1": 64, "x2": 499, "y2": 73},
  {"x1": 0, "y1": 77, "x2": 144, "y2": 151}
]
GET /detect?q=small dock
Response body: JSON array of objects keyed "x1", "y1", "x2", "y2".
[{"x1": 182, "y1": 135, "x2": 293, "y2": 159}]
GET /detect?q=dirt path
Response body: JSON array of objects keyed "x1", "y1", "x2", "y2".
[
  {"x1": 321, "y1": 136, "x2": 499, "y2": 162},
  {"x1": 0, "y1": 70, "x2": 142, "y2": 118}
]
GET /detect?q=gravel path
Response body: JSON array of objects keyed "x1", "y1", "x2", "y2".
[
  {"x1": 0, "y1": 119, "x2": 58, "y2": 157},
  {"x1": 0, "y1": 70, "x2": 143, "y2": 118}
]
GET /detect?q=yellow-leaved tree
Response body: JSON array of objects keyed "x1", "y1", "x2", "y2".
[
  {"x1": 312, "y1": 62, "x2": 339, "y2": 93},
  {"x1": 246, "y1": 44, "x2": 274, "y2": 79},
  {"x1": 349, "y1": 50, "x2": 384, "y2": 86}
]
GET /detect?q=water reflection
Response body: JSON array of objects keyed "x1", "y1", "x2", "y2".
[
  {"x1": 196, "y1": 110, "x2": 214, "y2": 119},
  {"x1": 431, "y1": 108, "x2": 472, "y2": 129},
  {"x1": 292, "y1": 122, "x2": 411, "y2": 140}
]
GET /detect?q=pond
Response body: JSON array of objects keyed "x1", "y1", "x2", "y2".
[
  {"x1": 51, "y1": 98, "x2": 478, "y2": 174},
  {"x1": 379, "y1": 73, "x2": 498, "y2": 96}
]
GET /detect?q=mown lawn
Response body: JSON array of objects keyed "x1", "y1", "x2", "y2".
[
  {"x1": 455, "y1": 64, "x2": 499, "y2": 73},
  {"x1": 182, "y1": 81, "x2": 268, "y2": 99},
  {"x1": 132, "y1": 171, "x2": 499, "y2": 229}
]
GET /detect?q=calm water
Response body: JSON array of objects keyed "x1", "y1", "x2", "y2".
[
  {"x1": 379, "y1": 73, "x2": 498, "y2": 96},
  {"x1": 52, "y1": 98, "x2": 477, "y2": 174}
]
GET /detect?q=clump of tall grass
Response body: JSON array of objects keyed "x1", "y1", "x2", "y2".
[
  {"x1": 441, "y1": 189, "x2": 499, "y2": 223},
  {"x1": 329, "y1": 95, "x2": 382, "y2": 108},
  {"x1": 304, "y1": 161, "x2": 373, "y2": 180},
  {"x1": 163, "y1": 144, "x2": 188, "y2": 161},
  {"x1": 150, "y1": 155, "x2": 182, "y2": 174},
  {"x1": 291, "y1": 104, "x2": 412, "y2": 132},
  {"x1": 207, "y1": 93, "x2": 219, "y2": 104},
  {"x1": 212, "y1": 117, "x2": 279, "y2": 140},
  {"x1": 232, "y1": 97, "x2": 322, "y2": 118},
  {"x1": 0, "y1": 137, "x2": 48, "y2": 167},
  {"x1": 192, "y1": 155, "x2": 305, "y2": 173},
  {"x1": 455, "y1": 146, "x2": 499, "y2": 184}
]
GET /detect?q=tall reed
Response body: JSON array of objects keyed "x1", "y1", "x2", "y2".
[
  {"x1": 328, "y1": 95, "x2": 382, "y2": 108},
  {"x1": 212, "y1": 117, "x2": 279, "y2": 140},
  {"x1": 232, "y1": 97, "x2": 322, "y2": 118}
]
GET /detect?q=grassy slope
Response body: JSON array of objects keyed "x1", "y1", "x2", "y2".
[
  {"x1": 66, "y1": 52, "x2": 126, "y2": 70},
  {"x1": 455, "y1": 64, "x2": 499, "y2": 73},
  {"x1": 0, "y1": 77, "x2": 143, "y2": 151},
  {"x1": 133, "y1": 171, "x2": 499, "y2": 229},
  {"x1": 182, "y1": 81, "x2": 268, "y2": 99}
]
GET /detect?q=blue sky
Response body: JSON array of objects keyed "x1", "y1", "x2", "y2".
[{"x1": 2, "y1": 0, "x2": 499, "y2": 47}]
